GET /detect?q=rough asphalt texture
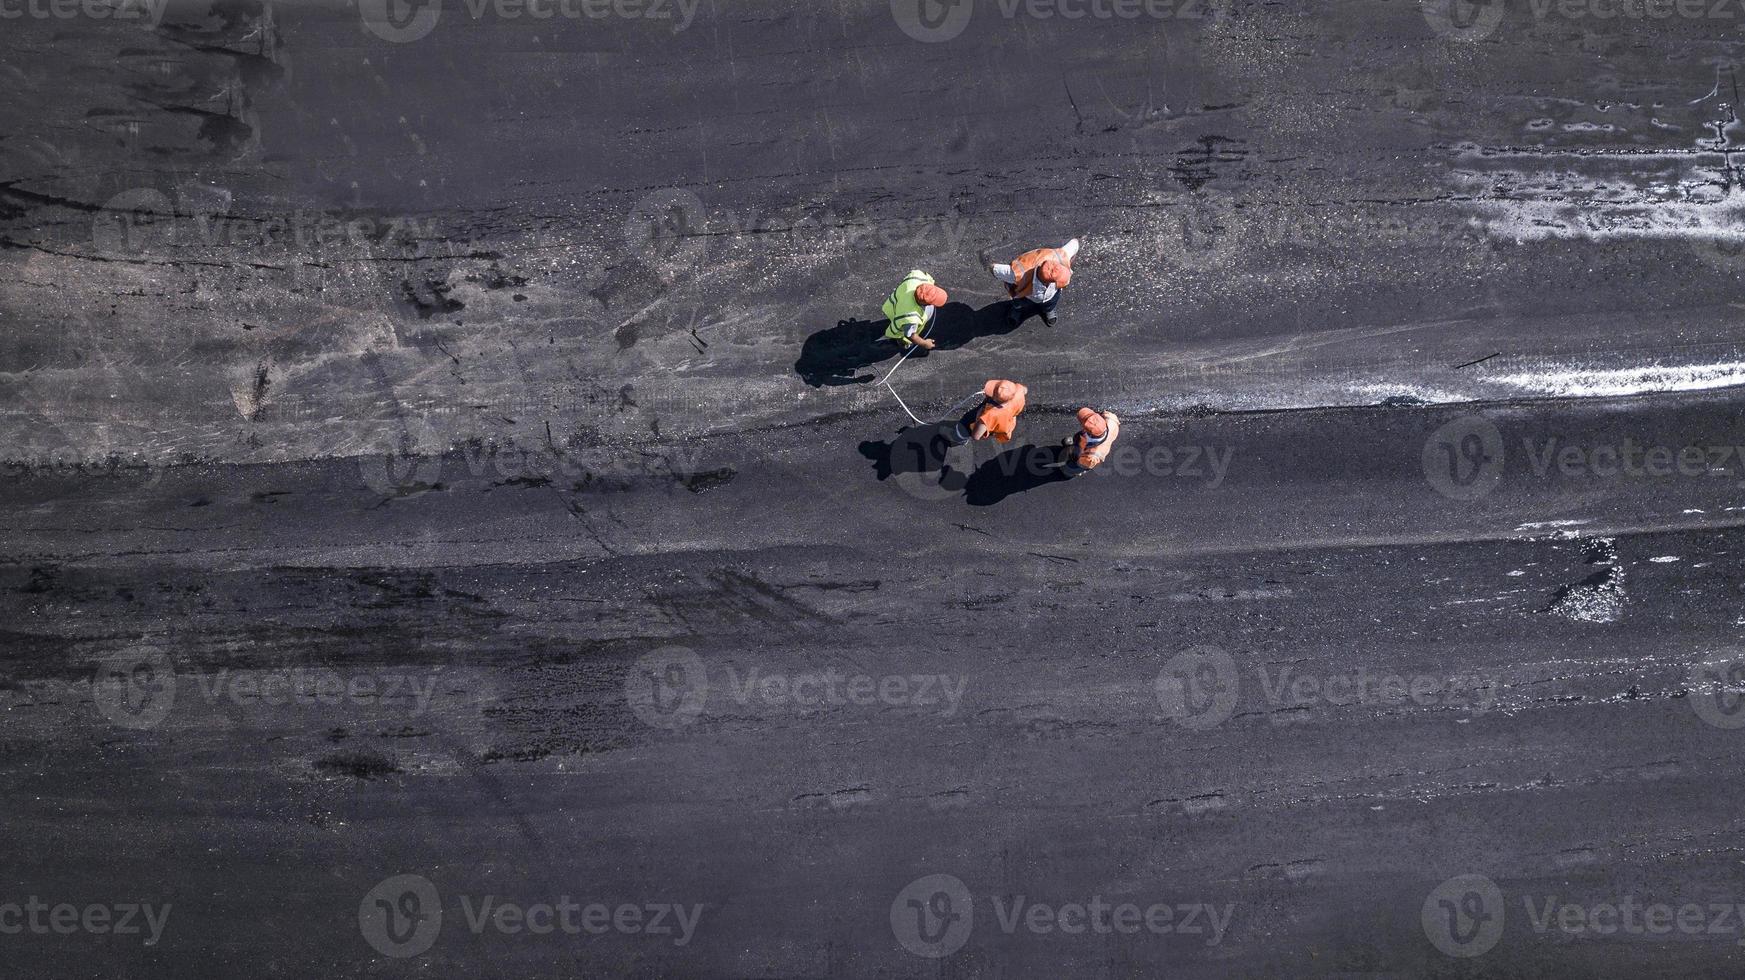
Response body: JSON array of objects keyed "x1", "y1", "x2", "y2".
[{"x1": 7, "y1": 0, "x2": 1745, "y2": 976}]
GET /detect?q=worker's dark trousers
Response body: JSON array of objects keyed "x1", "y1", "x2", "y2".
[
  {"x1": 1008, "y1": 293, "x2": 1060, "y2": 324},
  {"x1": 946, "y1": 408, "x2": 979, "y2": 446}
]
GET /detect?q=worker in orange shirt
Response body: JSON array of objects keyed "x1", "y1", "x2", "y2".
[
  {"x1": 948, "y1": 379, "x2": 1028, "y2": 446},
  {"x1": 990, "y1": 238, "x2": 1080, "y2": 328},
  {"x1": 1063, "y1": 407, "x2": 1120, "y2": 476}
]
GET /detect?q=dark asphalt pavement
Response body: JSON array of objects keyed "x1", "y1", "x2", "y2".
[{"x1": 7, "y1": 1, "x2": 1745, "y2": 976}]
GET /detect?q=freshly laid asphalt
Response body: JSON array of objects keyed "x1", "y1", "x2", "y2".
[{"x1": 7, "y1": 0, "x2": 1745, "y2": 976}]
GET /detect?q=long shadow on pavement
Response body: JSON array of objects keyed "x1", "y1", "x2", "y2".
[
  {"x1": 794, "y1": 301, "x2": 1028, "y2": 387},
  {"x1": 858, "y1": 421, "x2": 963, "y2": 483},
  {"x1": 927, "y1": 300, "x2": 1027, "y2": 350},
  {"x1": 795, "y1": 318, "x2": 896, "y2": 387},
  {"x1": 964, "y1": 443, "x2": 1071, "y2": 506}
]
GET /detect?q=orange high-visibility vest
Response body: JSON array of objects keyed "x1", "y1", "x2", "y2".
[
  {"x1": 974, "y1": 381, "x2": 1028, "y2": 443},
  {"x1": 1008, "y1": 246, "x2": 1069, "y2": 299},
  {"x1": 1073, "y1": 411, "x2": 1121, "y2": 469}
]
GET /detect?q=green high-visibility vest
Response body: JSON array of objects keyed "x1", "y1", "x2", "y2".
[{"x1": 881, "y1": 270, "x2": 935, "y2": 344}]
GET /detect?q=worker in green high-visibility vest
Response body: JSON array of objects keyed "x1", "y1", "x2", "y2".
[{"x1": 880, "y1": 270, "x2": 948, "y2": 351}]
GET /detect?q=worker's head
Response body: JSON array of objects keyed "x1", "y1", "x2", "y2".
[
  {"x1": 1077, "y1": 407, "x2": 1107, "y2": 438},
  {"x1": 1040, "y1": 260, "x2": 1072, "y2": 289},
  {"x1": 915, "y1": 283, "x2": 948, "y2": 307},
  {"x1": 985, "y1": 379, "x2": 1018, "y2": 404}
]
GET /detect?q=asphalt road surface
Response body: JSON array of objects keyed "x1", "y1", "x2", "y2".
[{"x1": 7, "y1": 0, "x2": 1745, "y2": 976}]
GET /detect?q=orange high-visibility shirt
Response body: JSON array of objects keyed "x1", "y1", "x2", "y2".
[
  {"x1": 975, "y1": 382, "x2": 1028, "y2": 443},
  {"x1": 1074, "y1": 411, "x2": 1122, "y2": 468}
]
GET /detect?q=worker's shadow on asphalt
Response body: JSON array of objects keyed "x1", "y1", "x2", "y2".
[
  {"x1": 926, "y1": 301, "x2": 1029, "y2": 350},
  {"x1": 964, "y1": 443, "x2": 1071, "y2": 506},
  {"x1": 858, "y1": 421, "x2": 973, "y2": 493},
  {"x1": 794, "y1": 303, "x2": 1028, "y2": 388},
  {"x1": 795, "y1": 318, "x2": 897, "y2": 387}
]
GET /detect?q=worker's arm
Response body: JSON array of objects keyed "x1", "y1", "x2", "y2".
[
  {"x1": 1103, "y1": 410, "x2": 1120, "y2": 442},
  {"x1": 1062, "y1": 238, "x2": 1081, "y2": 261},
  {"x1": 989, "y1": 263, "x2": 1015, "y2": 284},
  {"x1": 908, "y1": 308, "x2": 937, "y2": 349}
]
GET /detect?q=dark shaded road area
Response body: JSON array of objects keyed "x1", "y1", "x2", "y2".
[{"x1": 7, "y1": 0, "x2": 1745, "y2": 976}]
